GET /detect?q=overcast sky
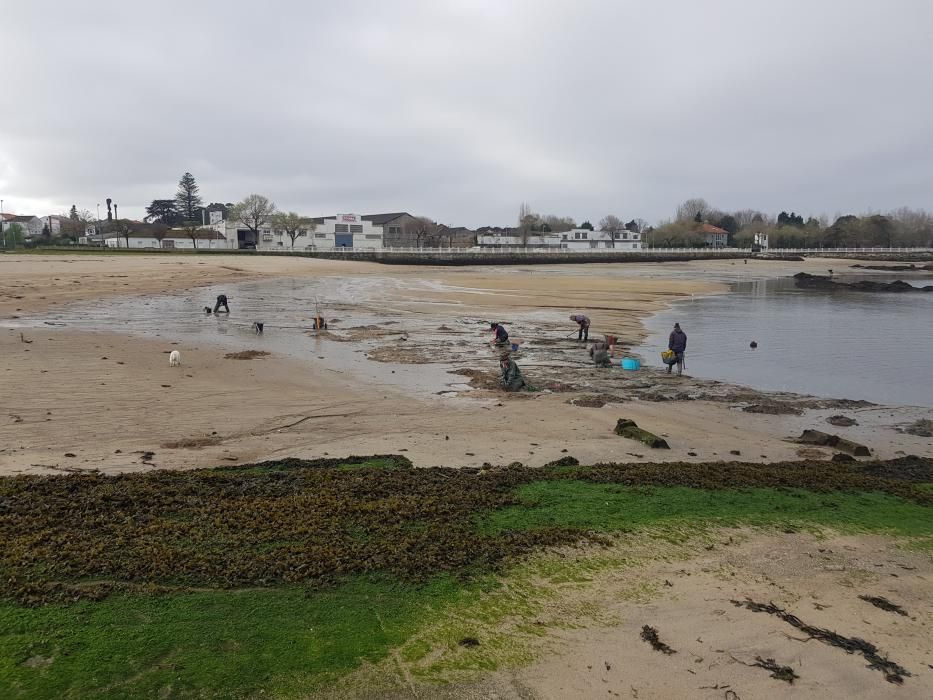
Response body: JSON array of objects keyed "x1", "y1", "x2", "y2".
[{"x1": 2, "y1": 0, "x2": 931, "y2": 227}]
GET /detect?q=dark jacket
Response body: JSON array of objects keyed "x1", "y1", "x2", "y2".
[
  {"x1": 668, "y1": 329, "x2": 687, "y2": 353},
  {"x1": 571, "y1": 314, "x2": 590, "y2": 328},
  {"x1": 494, "y1": 324, "x2": 509, "y2": 344}
]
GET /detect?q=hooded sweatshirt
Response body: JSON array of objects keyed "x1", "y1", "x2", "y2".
[{"x1": 668, "y1": 327, "x2": 687, "y2": 353}]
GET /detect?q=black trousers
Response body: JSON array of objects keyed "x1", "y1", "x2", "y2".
[
  {"x1": 578, "y1": 326, "x2": 589, "y2": 341},
  {"x1": 214, "y1": 300, "x2": 229, "y2": 313}
]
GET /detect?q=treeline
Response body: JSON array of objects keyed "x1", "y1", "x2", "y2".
[{"x1": 652, "y1": 198, "x2": 933, "y2": 248}]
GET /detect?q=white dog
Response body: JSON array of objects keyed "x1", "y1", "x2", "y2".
[{"x1": 169, "y1": 350, "x2": 181, "y2": 367}]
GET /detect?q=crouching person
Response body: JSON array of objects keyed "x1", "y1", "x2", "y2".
[
  {"x1": 589, "y1": 341, "x2": 612, "y2": 367},
  {"x1": 499, "y1": 352, "x2": 526, "y2": 392}
]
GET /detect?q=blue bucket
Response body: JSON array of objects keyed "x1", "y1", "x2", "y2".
[
  {"x1": 511, "y1": 342, "x2": 519, "y2": 352},
  {"x1": 621, "y1": 357, "x2": 640, "y2": 371}
]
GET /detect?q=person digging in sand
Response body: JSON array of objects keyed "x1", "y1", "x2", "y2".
[
  {"x1": 589, "y1": 340, "x2": 612, "y2": 367},
  {"x1": 570, "y1": 313, "x2": 590, "y2": 341},
  {"x1": 499, "y1": 351, "x2": 526, "y2": 392},
  {"x1": 490, "y1": 321, "x2": 510, "y2": 347},
  {"x1": 213, "y1": 294, "x2": 230, "y2": 313}
]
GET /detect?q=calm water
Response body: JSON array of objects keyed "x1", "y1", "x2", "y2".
[{"x1": 641, "y1": 274, "x2": 933, "y2": 407}]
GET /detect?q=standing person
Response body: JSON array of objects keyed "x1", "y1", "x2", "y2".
[
  {"x1": 570, "y1": 314, "x2": 590, "y2": 342},
  {"x1": 667, "y1": 322, "x2": 687, "y2": 375},
  {"x1": 490, "y1": 322, "x2": 509, "y2": 347},
  {"x1": 213, "y1": 294, "x2": 230, "y2": 313},
  {"x1": 499, "y1": 352, "x2": 526, "y2": 392}
]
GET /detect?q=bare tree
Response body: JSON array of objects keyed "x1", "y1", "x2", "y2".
[
  {"x1": 272, "y1": 211, "x2": 313, "y2": 249},
  {"x1": 598, "y1": 215, "x2": 622, "y2": 232},
  {"x1": 229, "y1": 194, "x2": 277, "y2": 245},
  {"x1": 403, "y1": 216, "x2": 438, "y2": 247},
  {"x1": 518, "y1": 202, "x2": 533, "y2": 225},
  {"x1": 732, "y1": 209, "x2": 768, "y2": 228},
  {"x1": 542, "y1": 215, "x2": 575, "y2": 233},
  {"x1": 152, "y1": 224, "x2": 169, "y2": 248},
  {"x1": 676, "y1": 198, "x2": 710, "y2": 222},
  {"x1": 61, "y1": 208, "x2": 93, "y2": 243},
  {"x1": 116, "y1": 220, "x2": 132, "y2": 248},
  {"x1": 180, "y1": 221, "x2": 215, "y2": 249}
]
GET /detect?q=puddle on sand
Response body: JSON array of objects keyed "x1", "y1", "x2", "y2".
[
  {"x1": 7, "y1": 276, "x2": 500, "y2": 399},
  {"x1": 7, "y1": 274, "x2": 613, "y2": 400}
]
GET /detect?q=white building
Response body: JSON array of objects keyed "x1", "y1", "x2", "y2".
[
  {"x1": 102, "y1": 229, "x2": 229, "y2": 249},
  {"x1": 477, "y1": 228, "x2": 640, "y2": 250},
  {"x1": 229, "y1": 213, "x2": 384, "y2": 250},
  {"x1": 559, "y1": 228, "x2": 641, "y2": 250}
]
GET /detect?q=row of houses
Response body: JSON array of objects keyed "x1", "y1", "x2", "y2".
[
  {"x1": 92, "y1": 212, "x2": 424, "y2": 250},
  {"x1": 4, "y1": 207, "x2": 733, "y2": 251},
  {"x1": 1, "y1": 213, "x2": 71, "y2": 238}
]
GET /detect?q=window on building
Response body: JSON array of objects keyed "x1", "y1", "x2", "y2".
[
  {"x1": 315, "y1": 233, "x2": 327, "y2": 238},
  {"x1": 365, "y1": 234, "x2": 381, "y2": 239},
  {"x1": 350, "y1": 224, "x2": 363, "y2": 233},
  {"x1": 335, "y1": 224, "x2": 349, "y2": 233},
  {"x1": 590, "y1": 241, "x2": 598, "y2": 249},
  {"x1": 388, "y1": 225, "x2": 401, "y2": 235}
]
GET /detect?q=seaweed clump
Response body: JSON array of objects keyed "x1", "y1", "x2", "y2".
[
  {"x1": 731, "y1": 599, "x2": 911, "y2": 684},
  {"x1": 1, "y1": 454, "x2": 930, "y2": 606},
  {"x1": 640, "y1": 625, "x2": 676, "y2": 655}
]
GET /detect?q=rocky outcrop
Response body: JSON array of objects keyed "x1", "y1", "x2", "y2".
[
  {"x1": 793, "y1": 272, "x2": 933, "y2": 292},
  {"x1": 614, "y1": 418, "x2": 670, "y2": 449},
  {"x1": 794, "y1": 429, "x2": 871, "y2": 457}
]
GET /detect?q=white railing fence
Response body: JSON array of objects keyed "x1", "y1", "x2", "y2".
[{"x1": 252, "y1": 245, "x2": 933, "y2": 255}]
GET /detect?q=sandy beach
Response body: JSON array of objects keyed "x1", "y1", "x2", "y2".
[
  {"x1": 2, "y1": 252, "x2": 932, "y2": 699},
  {"x1": 2, "y1": 253, "x2": 931, "y2": 476}
]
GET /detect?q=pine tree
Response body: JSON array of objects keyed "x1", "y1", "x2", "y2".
[
  {"x1": 69, "y1": 205, "x2": 78, "y2": 221},
  {"x1": 175, "y1": 172, "x2": 204, "y2": 222}
]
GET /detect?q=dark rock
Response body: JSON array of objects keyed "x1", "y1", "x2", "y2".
[
  {"x1": 902, "y1": 419, "x2": 933, "y2": 437},
  {"x1": 615, "y1": 419, "x2": 670, "y2": 449},
  {"x1": 826, "y1": 415, "x2": 858, "y2": 427},
  {"x1": 794, "y1": 429, "x2": 871, "y2": 457},
  {"x1": 794, "y1": 271, "x2": 932, "y2": 293},
  {"x1": 831, "y1": 453, "x2": 857, "y2": 463},
  {"x1": 544, "y1": 456, "x2": 580, "y2": 467}
]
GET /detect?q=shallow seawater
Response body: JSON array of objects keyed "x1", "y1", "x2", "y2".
[
  {"x1": 10, "y1": 276, "x2": 481, "y2": 398},
  {"x1": 641, "y1": 273, "x2": 933, "y2": 407}
]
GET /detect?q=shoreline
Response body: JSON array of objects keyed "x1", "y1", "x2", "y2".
[{"x1": 2, "y1": 255, "x2": 930, "y2": 476}]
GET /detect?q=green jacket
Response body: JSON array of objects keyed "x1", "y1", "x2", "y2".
[{"x1": 500, "y1": 359, "x2": 525, "y2": 391}]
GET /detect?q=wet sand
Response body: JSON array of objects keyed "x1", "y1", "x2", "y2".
[
  {"x1": 2, "y1": 253, "x2": 931, "y2": 476},
  {"x1": 357, "y1": 531, "x2": 933, "y2": 700}
]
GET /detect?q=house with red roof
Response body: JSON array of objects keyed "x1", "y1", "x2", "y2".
[{"x1": 697, "y1": 222, "x2": 729, "y2": 247}]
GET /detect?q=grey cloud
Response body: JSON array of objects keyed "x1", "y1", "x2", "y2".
[{"x1": 1, "y1": 0, "x2": 931, "y2": 226}]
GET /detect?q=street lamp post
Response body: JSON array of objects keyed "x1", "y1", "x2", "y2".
[
  {"x1": 97, "y1": 203, "x2": 101, "y2": 247},
  {"x1": 1, "y1": 198, "x2": 5, "y2": 249}
]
